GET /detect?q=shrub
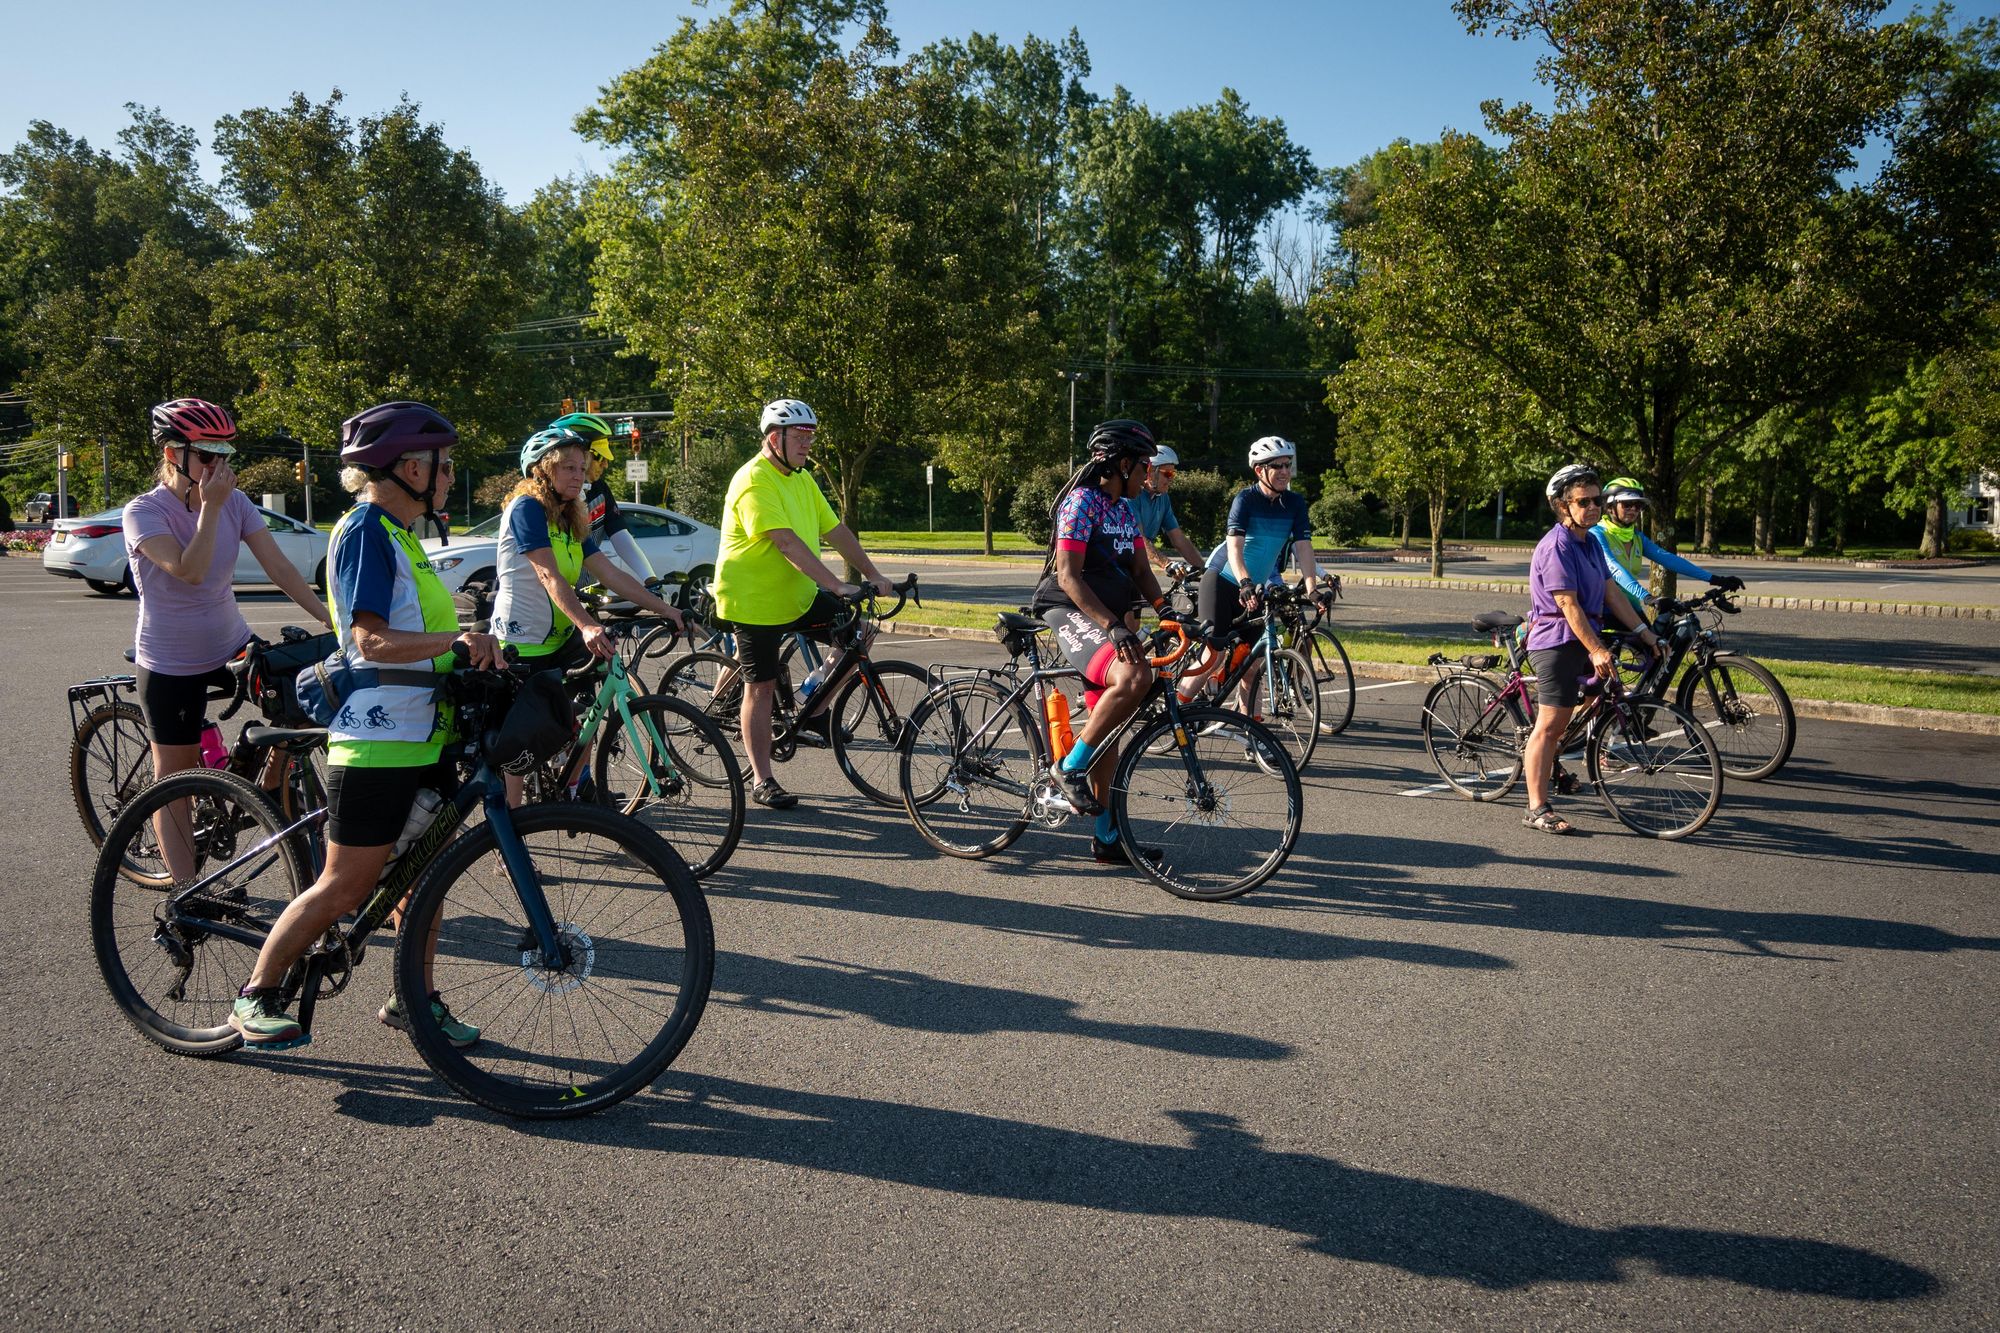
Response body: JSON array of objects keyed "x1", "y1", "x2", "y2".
[
  {"x1": 1946, "y1": 526, "x2": 1998, "y2": 554},
  {"x1": 1164, "y1": 469, "x2": 1237, "y2": 551},
  {"x1": 668, "y1": 435, "x2": 755, "y2": 529},
  {"x1": 1310, "y1": 484, "x2": 1370, "y2": 546},
  {"x1": 1009, "y1": 464, "x2": 1073, "y2": 546},
  {"x1": 474, "y1": 473, "x2": 519, "y2": 511}
]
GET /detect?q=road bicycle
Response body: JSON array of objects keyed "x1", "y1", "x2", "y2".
[
  {"x1": 656, "y1": 574, "x2": 930, "y2": 807},
  {"x1": 898, "y1": 613, "x2": 1303, "y2": 901},
  {"x1": 1419, "y1": 611, "x2": 1724, "y2": 839},
  {"x1": 89, "y1": 647, "x2": 713, "y2": 1120},
  {"x1": 1164, "y1": 581, "x2": 1332, "y2": 772},
  {"x1": 514, "y1": 622, "x2": 744, "y2": 879},
  {"x1": 1612, "y1": 587, "x2": 1796, "y2": 781},
  {"x1": 1162, "y1": 562, "x2": 1356, "y2": 738}
]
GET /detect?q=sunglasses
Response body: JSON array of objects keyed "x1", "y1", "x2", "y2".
[
  {"x1": 1569, "y1": 494, "x2": 1605, "y2": 509},
  {"x1": 189, "y1": 448, "x2": 228, "y2": 465}
]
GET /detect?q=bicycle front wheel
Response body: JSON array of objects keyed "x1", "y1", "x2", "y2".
[
  {"x1": 1112, "y1": 707, "x2": 1302, "y2": 901},
  {"x1": 90, "y1": 768, "x2": 312, "y2": 1056},
  {"x1": 395, "y1": 803, "x2": 715, "y2": 1119},
  {"x1": 593, "y1": 693, "x2": 745, "y2": 878},
  {"x1": 1420, "y1": 674, "x2": 1524, "y2": 802},
  {"x1": 1587, "y1": 699, "x2": 1723, "y2": 840},
  {"x1": 1243, "y1": 647, "x2": 1321, "y2": 773},
  {"x1": 1302, "y1": 628, "x2": 1357, "y2": 736},
  {"x1": 621, "y1": 622, "x2": 683, "y2": 696},
  {"x1": 899, "y1": 679, "x2": 1039, "y2": 858},
  {"x1": 829, "y1": 660, "x2": 932, "y2": 806},
  {"x1": 1678, "y1": 654, "x2": 1795, "y2": 781},
  {"x1": 655, "y1": 649, "x2": 743, "y2": 735},
  {"x1": 71, "y1": 699, "x2": 153, "y2": 852}
]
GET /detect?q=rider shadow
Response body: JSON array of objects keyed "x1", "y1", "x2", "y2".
[
  {"x1": 1250, "y1": 834, "x2": 1998, "y2": 961},
  {"x1": 711, "y1": 951, "x2": 1291, "y2": 1062}
]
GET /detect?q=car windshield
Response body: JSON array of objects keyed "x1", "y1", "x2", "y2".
[{"x1": 459, "y1": 513, "x2": 503, "y2": 539}]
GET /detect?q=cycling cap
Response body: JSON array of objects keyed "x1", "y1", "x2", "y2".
[
  {"x1": 1086, "y1": 418, "x2": 1157, "y2": 463},
  {"x1": 340, "y1": 401, "x2": 457, "y2": 470},
  {"x1": 520, "y1": 426, "x2": 591, "y2": 476},
  {"x1": 761, "y1": 398, "x2": 818, "y2": 433},
  {"x1": 1247, "y1": 436, "x2": 1297, "y2": 468},
  {"x1": 1545, "y1": 462, "x2": 1600, "y2": 500},
  {"x1": 1150, "y1": 445, "x2": 1179, "y2": 468},
  {"x1": 1602, "y1": 477, "x2": 1648, "y2": 507},
  {"x1": 151, "y1": 398, "x2": 238, "y2": 450}
]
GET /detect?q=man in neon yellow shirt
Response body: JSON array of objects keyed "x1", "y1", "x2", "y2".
[{"x1": 713, "y1": 398, "x2": 893, "y2": 809}]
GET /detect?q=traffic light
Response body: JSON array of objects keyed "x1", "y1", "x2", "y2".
[
  {"x1": 561, "y1": 397, "x2": 575, "y2": 414},
  {"x1": 294, "y1": 460, "x2": 309, "y2": 485},
  {"x1": 585, "y1": 399, "x2": 600, "y2": 414},
  {"x1": 59, "y1": 451, "x2": 74, "y2": 470},
  {"x1": 620, "y1": 419, "x2": 642, "y2": 454}
]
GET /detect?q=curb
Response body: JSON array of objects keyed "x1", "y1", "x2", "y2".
[
  {"x1": 892, "y1": 621, "x2": 2000, "y2": 736},
  {"x1": 1323, "y1": 573, "x2": 2000, "y2": 620}
]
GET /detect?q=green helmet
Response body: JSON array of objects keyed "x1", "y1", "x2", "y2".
[
  {"x1": 1603, "y1": 476, "x2": 1648, "y2": 507},
  {"x1": 550, "y1": 411, "x2": 611, "y2": 441},
  {"x1": 520, "y1": 426, "x2": 591, "y2": 476}
]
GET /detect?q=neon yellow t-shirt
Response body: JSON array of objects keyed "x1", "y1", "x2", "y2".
[{"x1": 712, "y1": 455, "x2": 840, "y2": 625}]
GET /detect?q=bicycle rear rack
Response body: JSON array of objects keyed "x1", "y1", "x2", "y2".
[{"x1": 68, "y1": 674, "x2": 137, "y2": 733}]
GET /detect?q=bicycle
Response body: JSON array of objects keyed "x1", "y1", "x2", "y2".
[
  {"x1": 515, "y1": 622, "x2": 745, "y2": 879},
  {"x1": 1419, "y1": 611, "x2": 1725, "y2": 839},
  {"x1": 1165, "y1": 581, "x2": 1328, "y2": 772},
  {"x1": 89, "y1": 646, "x2": 714, "y2": 1120},
  {"x1": 898, "y1": 614, "x2": 1303, "y2": 901},
  {"x1": 1162, "y1": 562, "x2": 1356, "y2": 738},
  {"x1": 657, "y1": 574, "x2": 930, "y2": 807},
  {"x1": 1613, "y1": 587, "x2": 1796, "y2": 781}
]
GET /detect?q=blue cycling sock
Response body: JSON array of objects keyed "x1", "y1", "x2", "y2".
[
  {"x1": 1094, "y1": 811, "x2": 1115, "y2": 842},
  {"x1": 1060, "y1": 739, "x2": 1096, "y2": 774}
]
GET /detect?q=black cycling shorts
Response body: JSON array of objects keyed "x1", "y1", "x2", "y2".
[
  {"x1": 1197, "y1": 569, "x2": 1250, "y2": 634},
  {"x1": 135, "y1": 661, "x2": 238, "y2": 747},
  {"x1": 725, "y1": 590, "x2": 844, "y2": 685},
  {"x1": 1529, "y1": 641, "x2": 1594, "y2": 708},
  {"x1": 325, "y1": 759, "x2": 459, "y2": 849}
]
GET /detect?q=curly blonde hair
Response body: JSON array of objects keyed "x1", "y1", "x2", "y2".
[{"x1": 509, "y1": 448, "x2": 589, "y2": 542}]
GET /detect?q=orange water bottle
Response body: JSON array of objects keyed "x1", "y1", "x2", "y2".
[{"x1": 1045, "y1": 689, "x2": 1076, "y2": 757}]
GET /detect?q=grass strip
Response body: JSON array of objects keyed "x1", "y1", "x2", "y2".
[{"x1": 895, "y1": 598, "x2": 2000, "y2": 717}]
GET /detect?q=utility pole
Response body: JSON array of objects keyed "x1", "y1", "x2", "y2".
[
  {"x1": 55, "y1": 448, "x2": 69, "y2": 522},
  {"x1": 300, "y1": 438, "x2": 313, "y2": 528},
  {"x1": 1494, "y1": 487, "x2": 1504, "y2": 541},
  {"x1": 1056, "y1": 370, "x2": 1084, "y2": 472},
  {"x1": 101, "y1": 437, "x2": 111, "y2": 511}
]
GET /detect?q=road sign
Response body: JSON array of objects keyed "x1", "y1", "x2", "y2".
[
  {"x1": 625, "y1": 459, "x2": 650, "y2": 482},
  {"x1": 926, "y1": 465, "x2": 935, "y2": 484}
]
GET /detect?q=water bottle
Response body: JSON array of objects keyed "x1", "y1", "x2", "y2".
[
  {"x1": 1044, "y1": 690, "x2": 1076, "y2": 757},
  {"x1": 798, "y1": 660, "x2": 831, "y2": 703},
  {"x1": 198, "y1": 722, "x2": 229, "y2": 770},
  {"x1": 380, "y1": 789, "x2": 446, "y2": 883}
]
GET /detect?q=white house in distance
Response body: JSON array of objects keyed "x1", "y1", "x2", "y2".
[{"x1": 1950, "y1": 471, "x2": 1999, "y2": 537}]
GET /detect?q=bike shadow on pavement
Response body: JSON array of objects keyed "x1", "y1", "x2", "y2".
[
  {"x1": 315, "y1": 1064, "x2": 1937, "y2": 1304},
  {"x1": 1250, "y1": 832, "x2": 1999, "y2": 961}
]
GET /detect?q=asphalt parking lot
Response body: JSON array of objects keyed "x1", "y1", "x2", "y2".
[{"x1": 2, "y1": 557, "x2": 1996, "y2": 1330}]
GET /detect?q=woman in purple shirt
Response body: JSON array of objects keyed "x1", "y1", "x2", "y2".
[
  {"x1": 1521, "y1": 463, "x2": 1657, "y2": 834},
  {"x1": 124, "y1": 399, "x2": 331, "y2": 878}
]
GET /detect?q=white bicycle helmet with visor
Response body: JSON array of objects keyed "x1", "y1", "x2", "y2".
[
  {"x1": 1545, "y1": 462, "x2": 1600, "y2": 501},
  {"x1": 760, "y1": 398, "x2": 818, "y2": 434},
  {"x1": 1247, "y1": 436, "x2": 1297, "y2": 468}
]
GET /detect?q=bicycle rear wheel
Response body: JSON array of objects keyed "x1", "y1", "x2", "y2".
[
  {"x1": 593, "y1": 693, "x2": 745, "y2": 878},
  {"x1": 395, "y1": 803, "x2": 714, "y2": 1119},
  {"x1": 1112, "y1": 707, "x2": 1302, "y2": 901},
  {"x1": 621, "y1": 622, "x2": 682, "y2": 696},
  {"x1": 1420, "y1": 674, "x2": 1524, "y2": 802},
  {"x1": 655, "y1": 649, "x2": 742, "y2": 734},
  {"x1": 1587, "y1": 699, "x2": 1723, "y2": 840},
  {"x1": 1678, "y1": 653, "x2": 1795, "y2": 781},
  {"x1": 829, "y1": 660, "x2": 931, "y2": 806},
  {"x1": 1301, "y1": 628, "x2": 1356, "y2": 736},
  {"x1": 899, "y1": 679, "x2": 1038, "y2": 858},
  {"x1": 1243, "y1": 647, "x2": 1321, "y2": 773},
  {"x1": 71, "y1": 699, "x2": 153, "y2": 852},
  {"x1": 90, "y1": 768, "x2": 311, "y2": 1056}
]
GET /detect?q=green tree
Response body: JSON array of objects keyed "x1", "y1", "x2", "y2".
[{"x1": 1852, "y1": 353, "x2": 2000, "y2": 555}]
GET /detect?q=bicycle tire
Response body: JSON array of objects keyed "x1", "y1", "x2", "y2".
[
  {"x1": 90, "y1": 767, "x2": 313, "y2": 1056},
  {"x1": 71, "y1": 699, "x2": 153, "y2": 850},
  {"x1": 1420, "y1": 674, "x2": 1525, "y2": 802},
  {"x1": 898, "y1": 679, "x2": 1039, "y2": 859},
  {"x1": 1302, "y1": 628, "x2": 1357, "y2": 736},
  {"x1": 621, "y1": 622, "x2": 682, "y2": 696},
  {"x1": 1586, "y1": 698, "x2": 1723, "y2": 840},
  {"x1": 394, "y1": 802, "x2": 714, "y2": 1119},
  {"x1": 1112, "y1": 707, "x2": 1303, "y2": 901},
  {"x1": 655, "y1": 649, "x2": 743, "y2": 733},
  {"x1": 592, "y1": 692, "x2": 745, "y2": 878},
  {"x1": 1677, "y1": 653, "x2": 1795, "y2": 781},
  {"x1": 1242, "y1": 647, "x2": 1321, "y2": 773},
  {"x1": 828, "y1": 660, "x2": 932, "y2": 806}
]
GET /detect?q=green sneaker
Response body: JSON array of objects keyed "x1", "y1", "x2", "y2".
[
  {"x1": 229, "y1": 989, "x2": 308, "y2": 1050},
  {"x1": 378, "y1": 992, "x2": 481, "y2": 1049}
]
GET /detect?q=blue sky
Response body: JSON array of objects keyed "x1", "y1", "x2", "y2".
[{"x1": 2, "y1": 0, "x2": 1992, "y2": 204}]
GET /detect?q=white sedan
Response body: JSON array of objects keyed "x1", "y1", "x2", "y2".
[
  {"x1": 42, "y1": 504, "x2": 329, "y2": 596},
  {"x1": 421, "y1": 503, "x2": 721, "y2": 599}
]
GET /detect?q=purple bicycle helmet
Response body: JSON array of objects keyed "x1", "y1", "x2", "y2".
[{"x1": 339, "y1": 401, "x2": 457, "y2": 470}]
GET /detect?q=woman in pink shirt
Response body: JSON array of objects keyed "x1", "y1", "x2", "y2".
[{"x1": 123, "y1": 398, "x2": 331, "y2": 878}]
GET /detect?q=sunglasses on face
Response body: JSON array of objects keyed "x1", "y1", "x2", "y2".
[
  {"x1": 1153, "y1": 468, "x2": 1176, "y2": 481},
  {"x1": 188, "y1": 448, "x2": 227, "y2": 465},
  {"x1": 1569, "y1": 494, "x2": 1604, "y2": 509}
]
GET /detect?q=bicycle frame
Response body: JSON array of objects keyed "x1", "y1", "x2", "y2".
[{"x1": 550, "y1": 642, "x2": 685, "y2": 802}]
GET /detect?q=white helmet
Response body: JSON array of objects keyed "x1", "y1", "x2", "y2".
[
  {"x1": 1545, "y1": 461, "x2": 1599, "y2": 500},
  {"x1": 760, "y1": 398, "x2": 818, "y2": 434},
  {"x1": 1247, "y1": 436, "x2": 1296, "y2": 468},
  {"x1": 1150, "y1": 445, "x2": 1179, "y2": 467}
]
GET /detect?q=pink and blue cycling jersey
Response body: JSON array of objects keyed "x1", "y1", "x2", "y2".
[{"x1": 1032, "y1": 487, "x2": 1147, "y2": 614}]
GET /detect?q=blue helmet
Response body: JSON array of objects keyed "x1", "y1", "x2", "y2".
[{"x1": 520, "y1": 426, "x2": 591, "y2": 476}]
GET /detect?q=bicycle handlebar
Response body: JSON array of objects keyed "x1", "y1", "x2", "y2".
[{"x1": 838, "y1": 572, "x2": 921, "y2": 624}]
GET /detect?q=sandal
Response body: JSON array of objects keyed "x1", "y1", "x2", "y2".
[{"x1": 1522, "y1": 804, "x2": 1572, "y2": 834}]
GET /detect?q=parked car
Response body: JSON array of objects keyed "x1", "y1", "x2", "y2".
[
  {"x1": 24, "y1": 492, "x2": 78, "y2": 522},
  {"x1": 421, "y1": 502, "x2": 720, "y2": 609},
  {"x1": 42, "y1": 503, "x2": 330, "y2": 596}
]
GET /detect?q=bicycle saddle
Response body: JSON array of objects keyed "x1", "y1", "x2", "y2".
[
  {"x1": 1471, "y1": 611, "x2": 1523, "y2": 632},
  {"x1": 996, "y1": 611, "x2": 1044, "y2": 634}
]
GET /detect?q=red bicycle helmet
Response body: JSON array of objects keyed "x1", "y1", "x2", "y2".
[
  {"x1": 339, "y1": 401, "x2": 457, "y2": 470},
  {"x1": 151, "y1": 398, "x2": 237, "y2": 446}
]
